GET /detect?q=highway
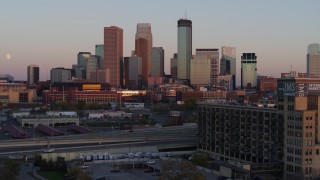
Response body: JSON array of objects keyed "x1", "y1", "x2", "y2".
[{"x1": 0, "y1": 124, "x2": 197, "y2": 157}]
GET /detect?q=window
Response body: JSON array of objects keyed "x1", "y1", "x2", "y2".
[{"x1": 316, "y1": 149, "x2": 319, "y2": 155}]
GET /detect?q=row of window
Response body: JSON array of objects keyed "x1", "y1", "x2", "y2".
[{"x1": 287, "y1": 147, "x2": 302, "y2": 155}]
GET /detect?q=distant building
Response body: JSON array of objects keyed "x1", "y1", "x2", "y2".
[
  {"x1": 258, "y1": 77, "x2": 277, "y2": 92},
  {"x1": 95, "y1": 44, "x2": 104, "y2": 69},
  {"x1": 170, "y1": 53, "x2": 178, "y2": 81},
  {"x1": 221, "y1": 46, "x2": 236, "y2": 89},
  {"x1": 123, "y1": 56, "x2": 142, "y2": 89},
  {"x1": 104, "y1": 26, "x2": 123, "y2": 88},
  {"x1": 135, "y1": 23, "x2": 152, "y2": 83},
  {"x1": 86, "y1": 55, "x2": 100, "y2": 81},
  {"x1": 241, "y1": 53, "x2": 257, "y2": 89},
  {"x1": 195, "y1": 49, "x2": 219, "y2": 86},
  {"x1": 77, "y1": 52, "x2": 91, "y2": 66},
  {"x1": 190, "y1": 54, "x2": 211, "y2": 86},
  {"x1": 0, "y1": 83, "x2": 35, "y2": 104},
  {"x1": 151, "y1": 47, "x2": 164, "y2": 77},
  {"x1": 27, "y1": 64, "x2": 39, "y2": 85},
  {"x1": 217, "y1": 75, "x2": 234, "y2": 91},
  {"x1": 51, "y1": 67, "x2": 73, "y2": 83},
  {"x1": 177, "y1": 19, "x2": 192, "y2": 80},
  {"x1": 307, "y1": 43, "x2": 320, "y2": 77},
  {"x1": 0, "y1": 74, "x2": 14, "y2": 83}
]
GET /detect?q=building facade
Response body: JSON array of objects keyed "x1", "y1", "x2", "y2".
[
  {"x1": 95, "y1": 44, "x2": 104, "y2": 69},
  {"x1": 104, "y1": 26, "x2": 123, "y2": 88},
  {"x1": 0, "y1": 83, "x2": 35, "y2": 104},
  {"x1": 221, "y1": 46, "x2": 236, "y2": 90},
  {"x1": 170, "y1": 53, "x2": 178, "y2": 81},
  {"x1": 27, "y1": 64, "x2": 39, "y2": 85},
  {"x1": 135, "y1": 23, "x2": 152, "y2": 83},
  {"x1": 177, "y1": 19, "x2": 192, "y2": 80},
  {"x1": 190, "y1": 54, "x2": 211, "y2": 86},
  {"x1": 241, "y1": 53, "x2": 257, "y2": 89},
  {"x1": 51, "y1": 68, "x2": 73, "y2": 83},
  {"x1": 151, "y1": 47, "x2": 164, "y2": 77},
  {"x1": 124, "y1": 56, "x2": 142, "y2": 89},
  {"x1": 198, "y1": 102, "x2": 283, "y2": 179},
  {"x1": 307, "y1": 43, "x2": 320, "y2": 78},
  {"x1": 195, "y1": 49, "x2": 219, "y2": 86},
  {"x1": 278, "y1": 78, "x2": 320, "y2": 179}
]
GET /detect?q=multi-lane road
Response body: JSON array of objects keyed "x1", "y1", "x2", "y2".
[{"x1": 0, "y1": 124, "x2": 197, "y2": 158}]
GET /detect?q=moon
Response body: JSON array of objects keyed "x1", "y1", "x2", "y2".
[{"x1": 5, "y1": 54, "x2": 12, "y2": 60}]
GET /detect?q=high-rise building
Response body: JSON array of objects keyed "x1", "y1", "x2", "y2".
[
  {"x1": 95, "y1": 44, "x2": 104, "y2": 69},
  {"x1": 278, "y1": 78, "x2": 320, "y2": 179},
  {"x1": 104, "y1": 26, "x2": 123, "y2": 88},
  {"x1": 27, "y1": 64, "x2": 39, "y2": 85},
  {"x1": 195, "y1": 49, "x2": 219, "y2": 86},
  {"x1": 123, "y1": 56, "x2": 142, "y2": 89},
  {"x1": 190, "y1": 54, "x2": 211, "y2": 86},
  {"x1": 135, "y1": 23, "x2": 152, "y2": 82},
  {"x1": 177, "y1": 19, "x2": 192, "y2": 80},
  {"x1": 307, "y1": 43, "x2": 320, "y2": 78},
  {"x1": 51, "y1": 67, "x2": 73, "y2": 83},
  {"x1": 241, "y1": 53, "x2": 257, "y2": 89},
  {"x1": 151, "y1": 47, "x2": 164, "y2": 77},
  {"x1": 221, "y1": 46, "x2": 236, "y2": 90},
  {"x1": 170, "y1": 53, "x2": 178, "y2": 81},
  {"x1": 77, "y1": 52, "x2": 91, "y2": 66},
  {"x1": 86, "y1": 55, "x2": 100, "y2": 81}
]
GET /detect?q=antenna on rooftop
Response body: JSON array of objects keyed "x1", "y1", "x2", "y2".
[{"x1": 184, "y1": 11, "x2": 188, "y2": 19}]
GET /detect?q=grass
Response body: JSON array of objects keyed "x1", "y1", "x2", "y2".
[
  {"x1": 37, "y1": 171, "x2": 66, "y2": 180},
  {"x1": 27, "y1": 172, "x2": 42, "y2": 180}
]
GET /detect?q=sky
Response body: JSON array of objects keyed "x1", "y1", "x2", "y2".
[{"x1": 0, "y1": 0, "x2": 319, "y2": 82}]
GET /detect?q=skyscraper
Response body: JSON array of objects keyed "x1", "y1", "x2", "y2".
[
  {"x1": 27, "y1": 64, "x2": 39, "y2": 85},
  {"x1": 104, "y1": 26, "x2": 123, "y2": 88},
  {"x1": 195, "y1": 49, "x2": 219, "y2": 86},
  {"x1": 151, "y1": 47, "x2": 164, "y2": 77},
  {"x1": 241, "y1": 53, "x2": 257, "y2": 89},
  {"x1": 86, "y1": 55, "x2": 100, "y2": 81},
  {"x1": 221, "y1": 46, "x2": 236, "y2": 90},
  {"x1": 190, "y1": 54, "x2": 211, "y2": 86},
  {"x1": 177, "y1": 19, "x2": 192, "y2": 80},
  {"x1": 135, "y1": 23, "x2": 152, "y2": 83},
  {"x1": 95, "y1": 44, "x2": 104, "y2": 69},
  {"x1": 170, "y1": 53, "x2": 178, "y2": 81},
  {"x1": 307, "y1": 43, "x2": 320, "y2": 78},
  {"x1": 124, "y1": 56, "x2": 142, "y2": 89}
]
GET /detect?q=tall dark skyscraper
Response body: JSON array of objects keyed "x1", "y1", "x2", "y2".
[
  {"x1": 27, "y1": 64, "x2": 39, "y2": 84},
  {"x1": 220, "y1": 46, "x2": 236, "y2": 89},
  {"x1": 104, "y1": 26, "x2": 123, "y2": 88},
  {"x1": 177, "y1": 19, "x2": 192, "y2": 80}
]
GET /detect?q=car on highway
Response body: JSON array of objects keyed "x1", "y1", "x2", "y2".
[
  {"x1": 94, "y1": 176, "x2": 106, "y2": 180},
  {"x1": 44, "y1": 149, "x2": 55, "y2": 153},
  {"x1": 146, "y1": 160, "x2": 155, "y2": 164},
  {"x1": 144, "y1": 168, "x2": 153, "y2": 173},
  {"x1": 110, "y1": 169, "x2": 120, "y2": 173},
  {"x1": 152, "y1": 172, "x2": 162, "y2": 176}
]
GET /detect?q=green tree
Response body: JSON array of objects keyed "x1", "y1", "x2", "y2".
[
  {"x1": 160, "y1": 159, "x2": 204, "y2": 180},
  {"x1": 3, "y1": 159, "x2": 20, "y2": 176},
  {"x1": 183, "y1": 99, "x2": 197, "y2": 110},
  {"x1": 77, "y1": 100, "x2": 86, "y2": 110},
  {"x1": 191, "y1": 152, "x2": 209, "y2": 167}
]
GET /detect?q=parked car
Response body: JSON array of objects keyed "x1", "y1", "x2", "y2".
[
  {"x1": 44, "y1": 149, "x2": 55, "y2": 153},
  {"x1": 144, "y1": 168, "x2": 153, "y2": 173},
  {"x1": 146, "y1": 160, "x2": 155, "y2": 164},
  {"x1": 110, "y1": 169, "x2": 120, "y2": 173}
]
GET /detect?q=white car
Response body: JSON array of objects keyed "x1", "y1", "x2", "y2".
[
  {"x1": 44, "y1": 149, "x2": 55, "y2": 153},
  {"x1": 146, "y1": 160, "x2": 155, "y2": 164}
]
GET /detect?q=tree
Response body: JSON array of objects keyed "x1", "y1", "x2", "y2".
[
  {"x1": 183, "y1": 99, "x2": 197, "y2": 110},
  {"x1": 160, "y1": 159, "x2": 205, "y2": 180},
  {"x1": 3, "y1": 159, "x2": 20, "y2": 176},
  {"x1": 191, "y1": 152, "x2": 209, "y2": 167},
  {"x1": 68, "y1": 166, "x2": 90, "y2": 180}
]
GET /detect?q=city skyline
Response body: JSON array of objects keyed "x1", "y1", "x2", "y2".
[{"x1": 0, "y1": 0, "x2": 319, "y2": 81}]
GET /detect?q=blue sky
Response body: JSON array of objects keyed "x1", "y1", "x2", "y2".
[{"x1": 0, "y1": 0, "x2": 319, "y2": 81}]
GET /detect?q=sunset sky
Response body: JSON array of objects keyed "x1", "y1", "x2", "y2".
[{"x1": 0, "y1": 0, "x2": 319, "y2": 82}]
